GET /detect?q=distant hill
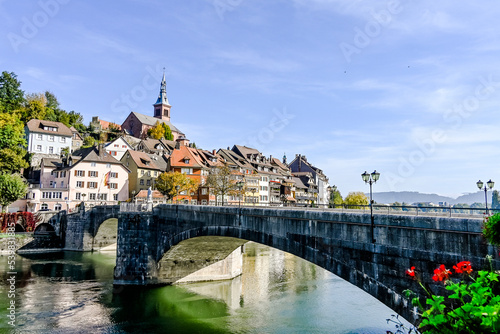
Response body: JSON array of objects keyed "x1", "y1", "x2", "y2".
[{"x1": 370, "y1": 191, "x2": 492, "y2": 205}]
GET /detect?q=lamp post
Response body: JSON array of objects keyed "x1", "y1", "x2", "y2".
[
  {"x1": 477, "y1": 179, "x2": 494, "y2": 215},
  {"x1": 237, "y1": 181, "x2": 245, "y2": 208},
  {"x1": 175, "y1": 185, "x2": 180, "y2": 204},
  {"x1": 131, "y1": 190, "x2": 136, "y2": 205},
  {"x1": 362, "y1": 170, "x2": 380, "y2": 243}
]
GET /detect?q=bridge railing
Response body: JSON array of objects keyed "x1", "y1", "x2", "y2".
[
  {"x1": 173, "y1": 202, "x2": 495, "y2": 219},
  {"x1": 120, "y1": 202, "x2": 153, "y2": 212}
]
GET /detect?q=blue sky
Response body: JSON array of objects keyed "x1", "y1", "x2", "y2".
[{"x1": 1, "y1": 0, "x2": 500, "y2": 198}]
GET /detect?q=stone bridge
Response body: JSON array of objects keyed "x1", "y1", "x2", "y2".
[
  {"x1": 34, "y1": 204, "x2": 500, "y2": 324},
  {"x1": 113, "y1": 204, "x2": 499, "y2": 324}
]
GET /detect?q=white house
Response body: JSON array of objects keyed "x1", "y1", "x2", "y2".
[
  {"x1": 105, "y1": 136, "x2": 134, "y2": 161},
  {"x1": 25, "y1": 119, "x2": 73, "y2": 155},
  {"x1": 28, "y1": 145, "x2": 130, "y2": 212}
]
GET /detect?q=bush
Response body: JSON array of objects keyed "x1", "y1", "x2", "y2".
[{"x1": 483, "y1": 213, "x2": 500, "y2": 246}]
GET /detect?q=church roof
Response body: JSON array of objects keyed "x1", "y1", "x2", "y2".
[
  {"x1": 154, "y1": 72, "x2": 170, "y2": 106},
  {"x1": 130, "y1": 112, "x2": 184, "y2": 135}
]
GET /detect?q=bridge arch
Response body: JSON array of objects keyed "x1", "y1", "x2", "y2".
[{"x1": 114, "y1": 204, "x2": 500, "y2": 325}]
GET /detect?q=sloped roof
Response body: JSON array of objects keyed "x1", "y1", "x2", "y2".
[
  {"x1": 26, "y1": 119, "x2": 72, "y2": 136},
  {"x1": 99, "y1": 119, "x2": 121, "y2": 130},
  {"x1": 126, "y1": 150, "x2": 162, "y2": 170},
  {"x1": 147, "y1": 153, "x2": 168, "y2": 171},
  {"x1": 130, "y1": 112, "x2": 184, "y2": 134},
  {"x1": 72, "y1": 146, "x2": 124, "y2": 165},
  {"x1": 170, "y1": 146, "x2": 204, "y2": 168}
]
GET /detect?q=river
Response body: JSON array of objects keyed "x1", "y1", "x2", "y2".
[{"x1": 0, "y1": 242, "x2": 409, "y2": 333}]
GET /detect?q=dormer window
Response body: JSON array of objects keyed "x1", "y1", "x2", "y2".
[{"x1": 184, "y1": 159, "x2": 190, "y2": 164}]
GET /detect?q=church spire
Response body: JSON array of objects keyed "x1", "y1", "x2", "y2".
[
  {"x1": 153, "y1": 68, "x2": 172, "y2": 121},
  {"x1": 155, "y1": 68, "x2": 170, "y2": 106}
]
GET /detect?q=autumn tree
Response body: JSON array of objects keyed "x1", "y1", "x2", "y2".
[
  {"x1": 82, "y1": 135, "x2": 96, "y2": 148},
  {"x1": 0, "y1": 173, "x2": 28, "y2": 212},
  {"x1": 205, "y1": 165, "x2": 241, "y2": 205},
  {"x1": 156, "y1": 172, "x2": 198, "y2": 201},
  {"x1": 344, "y1": 191, "x2": 369, "y2": 209},
  {"x1": 0, "y1": 112, "x2": 28, "y2": 173},
  {"x1": 147, "y1": 121, "x2": 165, "y2": 139}
]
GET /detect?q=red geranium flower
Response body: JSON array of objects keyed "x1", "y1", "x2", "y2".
[
  {"x1": 406, "y1": 266, "x2": 416, "y2": 277},
  {"x1": 453, "y1": 261, "x2": 472, "y2": 274},
  {"x1": 432, "y1": 264, "x2": 451, "y2": 282}
]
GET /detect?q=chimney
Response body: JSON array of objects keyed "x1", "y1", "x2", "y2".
[
  {"x1": 212, "y1": 149, "x2": 216, "y2": 155},
  {"x1": 98, "y1": 143, "x2": 105, "y2": 157},
  {"x1": 298, "y1": 154, "x2": 301, "y2": 172}
]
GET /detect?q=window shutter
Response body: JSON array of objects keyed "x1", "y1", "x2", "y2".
[
  {"x1": 96, "y1": 171, "x2": 98, "y2": 177},
  {"x1": 87, "y1": 182, "x2": 89, "y2": 188},
  {"x1": 74, "y1": 170, "x2": 77, "y2": 176}
]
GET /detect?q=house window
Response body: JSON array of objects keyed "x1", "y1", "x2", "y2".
[
  {"x1": 147, "y1": 171, "x2": 151, "y2": 176},
  {"x1": 98, "y1": 194, "x2": 107, "y2": 201},
  {"x1": 201, "y1": 188, "x2": 207, "y2": 195},
  {"x1": 54, "y1": 171, "x2": 59, "y2": 178},
  {"x1": 61, "y1": 171, "x2": 66, "y2": 177},
  {"x1": 113, "y1": 194, "x2": 118, "y2": 201},
  {"x1": 260, "y1": 186, "x2": 268, "y2": 191},
  {"x1": 88, "y1": 182, "x2": 97, "y2": 189},
  {"x1": 191, "y1": 200, "x2": 197, "y2": 205},
  {"x1": 181, "y1": 168, "x2": 192, "y2": 174},
  {"x1": 36, "y1": 134, "x2": 42, "y2": 140},
  {"x1": 184, "y1": 159, "x2": 190, "y2": 164},
  {"x1": 89, "y1": 193, "x2": 96, "y2": 200},
  {"x1": 76, "y1": 181, "x2": 84, "y2": 188},
  {"x1": 60, "y1": 181, "x2": 64, "y2": 187},
  {"x1": 75, "y1": 193, "x2": 81, "y2": 200},
  {"x1": 109, "y1": 183, "x2": 117, "y2": 189},
  {"x1": 91, "y1": 162, "x2": 96, "y2": 167},
  {"x1": 106, "y1": 163, "x2": 111, "y2": 168},
  {"x1": 76, "y1": 170, "x2": 84, "y2": 177},
  {"x1": 201, "y1": 200, "x2": 207, "y2": 205},
  {"x1": 146, "y1": 179, "x2": 151, "y2": 186},
  {"x1": 36, "y1": 145, "x2": 42, "y2": 151},
  {"x1": 89, "y1": 171, "x2": 98, "y2": 177},
  {"x1": 49, "y1": 181, "x2": 53, "y2": 187},
  {"x1": 140, "y1": 179, "x2": 144, "y2": 185},
  {"x1": 154, "y1": 171, "x2": 158, "y2": 177},
  {"x1": 122, "y1": 145, "x2": 127, "y2": 148},
  {"x1": 41, "y1": 204, "x2": 48, "y2": 210},
  {"x1": 49, "y1": 135, "x2": 54, "y2": 142},
  {"x1": 60, "y1": 137, "x2": 66, "y2": 143},
  {"x1": 260, "y1": 195, "x2": 268, "y2": 201},
  {"x1": 114, "y1": 144, "x2": 119, "y2": 147},
  {"x1": 110, "y1": 172, "x2": 118, "y2": 178},
  {"x1": 141, "y1": 170, "x2": 144, "y2": 176},
  {"x1": 42, "y1": 192, "x2": 52, "y2": 199},
  {"x1": 49, "y1": 146, "x2": 54, "y2": 154},
  {"x1": 53, "y1": 192, "x2": 62, "y2": 199}
]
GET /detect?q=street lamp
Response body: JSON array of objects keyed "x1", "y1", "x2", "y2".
[
  {"x1": 477, "y1": 179, "x2": 494, "y2": 215},
  {"x1": 131, "y1": 190, "x2": 136, "y2": 204},
  {"x1": 362, "y1": 170, "x2": 380, "y2": 243},
  {"x1": 237, "y1": 181, "x2": 245, "y2": 208},
  {"x1": 175, "y1": 185, "x2": 180, "y2": 204}
]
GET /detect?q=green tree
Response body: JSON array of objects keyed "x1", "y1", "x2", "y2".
[
  {"x1": 492, "y1": 190, "x2": 500, "y2": 210},
  {"x1": 329, "y1": 189, "x2": 343, "y2": 208},
  {"x1": 344, "y1": 191, "x2": 369, "y2": 209},
  {"x1": 391, "y1": 201, "x2": 403, "y2": 211},
  {"x1": 155, "y1": 172, "x2": 198, "y2": 201},
  {"x1": 21, "y1": 93, "x2": 47, "y2": 123},
  {"x1": 82, "y1": 135, "x2": 96, "y2": 148},
  {"x1": 206, "y1": 165, "x2": 240, "y2": 205},
  {"x1": 0, "y1": 113, "x2": 28, "y2": 173},
  {"x1": 163, "y1": 123, "x2": 173, "y2": 140},
  {"x1": 0, "y1": 71, "x2": 24, "y2": 113},
  {"x1": 0, "y1": 173, "x2": 28, "y2": 212}
]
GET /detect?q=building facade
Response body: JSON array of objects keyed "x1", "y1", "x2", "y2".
[{"x1": 25, "y1": 119, "x2": 73, "y2": 155}]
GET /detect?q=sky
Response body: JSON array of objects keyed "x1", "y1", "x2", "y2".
[{"x1": 1, "y1": 0, "x2": 500, "y2": 198}]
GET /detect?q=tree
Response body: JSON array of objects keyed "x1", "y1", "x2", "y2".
[
  {"x1": 163, "y1": 123, "x2": 173, "y2": 140},
  {"x1": 0, "y1": 112, "x2": 28, "y2": 173},
  {"x1": 329, "y1": 189, "x2": 343, "y2": 208},
  {"x1": 205, "y1": 165, "x2": 240, "y2": 205},
  {"x1": 0, "y1": 71, "x2": 24, "y2": 113},
  {"x1": 148, "y1": 121, "x2": 165, "y2": 139},
  {"x1": 492, "y1": 190, "x2": 500, "y2": 210},
  {"x1": 391, "y1": 201, "x2": 403, "y2": 211},
  {"x1": 155, "y1": 172, "x2": 198, "y2": 201},
  {"x1": 83, "y1": 136, "x2": 96, "y2": 148},
  {"x1": 21, "y1": 93, "x2": 47, "y2": 123},
  {"x1": 343, "y1": 191, "x2": 369, "y2": 209},
  {"x1": 0, "y1": 173, "x2": 28, "y2": 212}
]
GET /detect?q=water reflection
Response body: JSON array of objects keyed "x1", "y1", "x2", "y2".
[{"x1": 0, "y1": 242, "x2": 405, "y2": 333}]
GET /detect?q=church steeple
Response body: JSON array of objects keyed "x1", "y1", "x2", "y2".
[{"x1": 154, "y1": 69, "x2": 171, "y2": 121}]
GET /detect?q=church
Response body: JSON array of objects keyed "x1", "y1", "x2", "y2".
[{"x1": 121, "y1": 73, "x2": 186, "y2": 141}]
